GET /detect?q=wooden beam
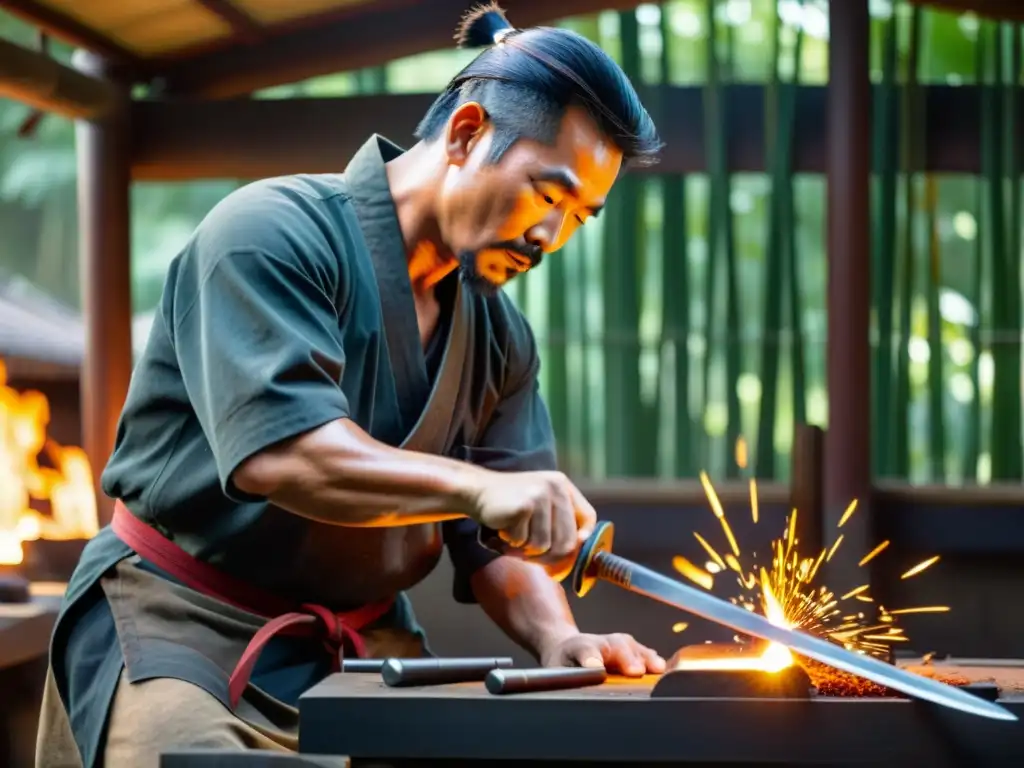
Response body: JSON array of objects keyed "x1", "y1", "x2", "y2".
[
  {"x1": 823, "y1": 0, "x2": 872, "y2": 592},
  {"x1": 193, "y1": 0, "x2": 264, "y2": 45},
  {"x1": 0, "y1": 37, "x2": 116, "y2": 119},
  {"x1": 73, "y1": 52, "x2": 134, "y2": 526},
  {"x1": 154, "y1": 0, "x2": 645, "y2": 99},
  {"x1": 129, "y1": 84, "x2": 1002, "y2": 181},
  {"x1": 0, "y1": 0, "x2": 141, "y2": 68}
]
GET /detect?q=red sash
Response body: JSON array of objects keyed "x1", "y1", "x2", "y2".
[{"x1": 111, "y1": 501, "x2": 394, "y2": 708}]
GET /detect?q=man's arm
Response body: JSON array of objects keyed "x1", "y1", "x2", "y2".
[
  {"x1": 440, "y1": 312, "x2": 580, "y2": 659},
  {"x1": 233, "y1": 417, "x2": 485, "y2": 527},
  {"x1": 472, "y1": 554, "x2": 580, "y2": 660},
  {"x1": 452, "y1": 367, "x2": 661, "y2": 674}
]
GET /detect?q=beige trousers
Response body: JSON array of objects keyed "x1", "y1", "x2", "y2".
[{"x1": 36, "y1": 666, "x2": 295, "y2": 768}]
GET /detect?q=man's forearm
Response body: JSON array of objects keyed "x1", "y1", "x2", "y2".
[
  {"x1": 470, "y1": 556, "x2": 579, "y2": 660},
  {"x1": 233, "y1": 418, "x2": 484, "y2": 527}
]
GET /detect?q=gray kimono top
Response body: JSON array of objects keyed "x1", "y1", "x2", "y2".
[{"x1": 50, "y1": 135, "x2": 557, "y2": 766}]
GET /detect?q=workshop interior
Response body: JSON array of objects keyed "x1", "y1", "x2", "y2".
[{"x1": 2, "y1": 0, "x2": 1024, "y2": 766}]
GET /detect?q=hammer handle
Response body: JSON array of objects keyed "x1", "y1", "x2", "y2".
[{"x1": 485, "y1": 666, "x2": 607, "y2": 695}]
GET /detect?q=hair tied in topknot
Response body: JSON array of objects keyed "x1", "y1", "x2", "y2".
[{"x1": 454, "y1": 2, "x2": 514, "y2": 48}]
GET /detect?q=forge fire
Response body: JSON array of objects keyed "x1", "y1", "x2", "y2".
[
  {"x1": 0, "y1": 359, "x2": 99, "y2": 567},
  {"x1": 667, "y1": 437, "x2": 953, "y2": 697}
]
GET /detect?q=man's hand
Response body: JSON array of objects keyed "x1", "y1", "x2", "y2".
[
  {"x1": 539, "y1": 633, "x2": 666, "y2": 677},
  {"x1": 462, "y1": 469, "x2": 597, "y2": 568}
]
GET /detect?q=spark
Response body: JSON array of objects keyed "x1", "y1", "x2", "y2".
[
  {"x1": 858, "y1": 540, "x2": 890, "y2": 566},
  {"x1": 699, "y1": 471, "x2": 741, "y2": 557},
  {"x1": 672, "y1": 555, "x2": 714, "y2": 590},
  {"x1": 888, "y1": 606, "x2": 950, "y2": 615},
  {"x1": 837, "y1": 499, "x2": 858, "y2": 528},
  {"x1": 735, "y1": 438, "x2": 759, "y2": 524},
  {"x1": 694, "y1": 532, "x2": 726, "y2": 570},
  {"x1": 734, "y1": 437, "x2": 749, "y2": 470},
  {"x1": 672, "y1": 439, "x2": 949, "y2": 661},
  {"x1": 900, "y1": 556, "x2": 940, "y2": 579}
]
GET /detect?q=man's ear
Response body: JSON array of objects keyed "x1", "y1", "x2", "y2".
[{"x1": 445, "y1": 101, "x2": 488, "y2": 166}]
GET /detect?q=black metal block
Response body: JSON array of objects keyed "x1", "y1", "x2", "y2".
[
  {"x1": 653, "y1": 642, "x2": 813, "y2": 699},
  {"x1": 650, "y1": 666, "x2": 812, "y2": 699}
]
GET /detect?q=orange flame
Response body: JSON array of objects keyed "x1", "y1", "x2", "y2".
[
  {"x1": 0, "y1": 359, "x2": 98, "y2": 566},
  {"x1": 669, "y1": 574, "x2": 794, "y2": 673}
]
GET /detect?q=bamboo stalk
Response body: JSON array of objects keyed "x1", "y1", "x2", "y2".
[
  {"x1": 999, "y1": 24, "x2": 1022, "y2": 479},
  {"x1": 656, "y1": 4, "x2": 693, "y2": 477},
  {"x1": 721, "y1": 9, "x2": 742, "y2": 479},
  {"x1": 964, "y1": 25, "x2": 987, "y2": 481},
  {"x1": 924, "y1": 175, "x2": 945, "y2": 479},
  {"x1": 702, "y1": 0, "x2": 742, "y2": 478},
  {"x1": 893, "y1": 4, "x2": 922, "y2": 478},
  {"x1": 575, "y1": 233, "x2": 593, "y2": 476},
  {"x1": 871, "y1": 10, "x2": 900, "y2": 477},
  {"x1": 984, "y1": 23, "x2": 1010, "y2": 480},
  {"x1": 600, "y1": 11, "x2": 646, "y2": 477},
  {"x1": 756, "y1": 3, "x2": 803, "y2": 478},
  {"x1": 700, "y1": 0, "x2": 722, "y2": 473},
  {"x1": 547, "y1": 241, "x2": 570, "y2": 469}
]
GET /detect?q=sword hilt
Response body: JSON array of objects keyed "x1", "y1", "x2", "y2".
[{"x1": 571, "y1": 520, "x2": 619, "y2": 597}]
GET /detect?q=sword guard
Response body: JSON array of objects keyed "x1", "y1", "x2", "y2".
[{"x1": 571, "y1": 520, "x2": 615, "y2": 598}]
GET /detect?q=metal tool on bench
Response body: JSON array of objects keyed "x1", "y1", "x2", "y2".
[
  {"x1": 479, "y1": 522, "x2": 1017, "y2": 721},
  {"x1": 485, "y1": 666, "x2": 607, "y2": 695},
  {"x1": 341, "y1": 657, "x2": 513, "y2": 674},
  {"x1": 377, "y1": 657, "x2": 514, "y2": 687}
]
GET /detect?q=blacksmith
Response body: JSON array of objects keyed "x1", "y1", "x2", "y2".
[{"x1": 36, "y1": 4, "x2": 665, "y2": 765}]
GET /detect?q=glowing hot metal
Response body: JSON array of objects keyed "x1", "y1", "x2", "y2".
[{"x1": 570, "y1": 521, "x2": 1017, "y2": 723}]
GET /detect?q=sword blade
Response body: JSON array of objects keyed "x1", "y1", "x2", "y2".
[{"x1": 597, "y1": 552, "x2": 1016, "y2": 722}]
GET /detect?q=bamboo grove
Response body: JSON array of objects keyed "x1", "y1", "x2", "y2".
[
  {"x1": 499, "y1": 1, "x2": 1023, "y2": 486},
  {"x1": 1, "y1": 1, "x2": 1020, "y2": 486}
]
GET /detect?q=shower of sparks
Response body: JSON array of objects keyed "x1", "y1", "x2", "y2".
[{"x1": 671, "y1": 437, "x2": 950, "y2": 660}]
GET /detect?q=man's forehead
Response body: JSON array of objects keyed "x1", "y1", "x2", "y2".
[
  {"x1": 555, "y1": 109, "x2": 623, "y2": 180},
  {"x1": 573, "y1": 140, "x2": 620, "y2": 181}
]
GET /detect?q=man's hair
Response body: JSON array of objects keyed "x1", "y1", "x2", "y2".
[{"x1": 414, "y1": 3, "x2": 662, "y2": 168}]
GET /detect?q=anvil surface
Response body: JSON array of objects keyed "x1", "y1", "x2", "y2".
[{"x1": 299, "y1": 672, "x2": 1024, "y2": 766}]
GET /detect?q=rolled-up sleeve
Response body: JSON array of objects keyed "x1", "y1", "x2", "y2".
[{"x1": 171, "y1": 186, "x2": 351, "y2": 501}]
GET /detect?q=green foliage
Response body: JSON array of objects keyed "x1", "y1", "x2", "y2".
[{"x1": 0, "y1": 2, "x2": 1019, "y2": 484}]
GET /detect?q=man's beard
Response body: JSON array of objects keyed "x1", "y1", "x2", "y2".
[{"x1": 458, "y1": 241, "x2": 544, "y2": 297}]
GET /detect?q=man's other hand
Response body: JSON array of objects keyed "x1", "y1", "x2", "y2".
[{"x1": 540, "y1": 632, "x2": 666, "y2": 677}]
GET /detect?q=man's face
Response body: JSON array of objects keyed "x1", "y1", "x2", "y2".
[{"x1": 437, "y1": 103, "x2": 623, "y2": 295}]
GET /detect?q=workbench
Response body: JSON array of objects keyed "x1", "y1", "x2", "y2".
[{"x1": 298, "y1": 672, "x2": 1024, "y2": 766}]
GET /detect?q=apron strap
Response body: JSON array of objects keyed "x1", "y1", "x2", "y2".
[
  {"x1": 111, "y1": 501, "x2": 393, "y2": 708},
  {"x1": 228, "y1": 604, "x2": 373, "y2": 709}
]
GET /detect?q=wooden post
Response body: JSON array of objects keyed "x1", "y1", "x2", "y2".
[
  {"x1": 72, "y1": 51, "x2": 133, "y2": 526},
  {"x1": 790, "y1": 424, "x2": 825, "y2": 556},
  {"x1": 824, "y1": 0, "x2": 873, "y2": 590}
]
